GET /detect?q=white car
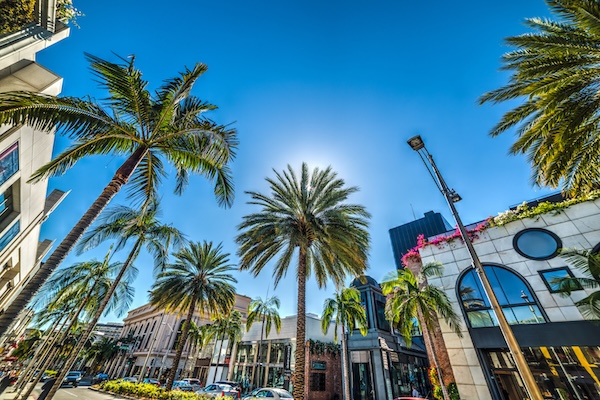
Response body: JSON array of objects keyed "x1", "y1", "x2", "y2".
[
  {"x1": 196, "y1": 383, "x2": 239, "y2": 398},
  {"x1": 122, "y1": 376, "x2": 139, "y2": 383},
  {"x1": 245, "y1": 388, "x2": 293, "y2": 399}
]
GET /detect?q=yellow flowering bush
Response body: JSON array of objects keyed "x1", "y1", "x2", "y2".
[{"x1": 98, "y1": 380, "x2": 233, "y2": 400}]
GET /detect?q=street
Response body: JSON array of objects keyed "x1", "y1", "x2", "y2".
[{"x1": 2, "y1": 383, "x2": 129, "y2": 400}]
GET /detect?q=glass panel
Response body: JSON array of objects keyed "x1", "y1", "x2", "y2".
[
  {"x1": 0, "y1": 220, "x2": 19, "y2": 252},
  {"x1": 459, "y1": 270, "x2": 489, "y2": 309},
  {"x1": 269, "y1": 343, "x2": 284, "y2": 364},
  {"x1": 506, "y1": 306, "x2": 544, "y2": 325},
  {"x1": 0, "y1": 144, "x2": 18, "y2": 188},
  {"x1": 375, "y1": 300, "x2": 390, "y2": 331},
  {"x1": 516, "y1": 230, "x2": 559, "y2": 259},
  {"x1": 485, "y1": 266, "x2": 510, "y2": 306},
  {"x1": 540, "y1": 268, "x2": 581, "y2": 292},
  {"x1": 467, "y1": 310, "x2": 497, "y2": 327},
  {"x1": 493, "y1": 267, "x2": 535, "y2": 305}
]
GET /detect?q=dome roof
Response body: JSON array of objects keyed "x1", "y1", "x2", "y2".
[{"x1": 350, "y1": 275, "x2": 379, "y2": 288}]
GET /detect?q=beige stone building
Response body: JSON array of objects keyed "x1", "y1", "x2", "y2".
[
  {"x1": 417, "y1": 195, "x2": 600, "y2": 400},
  {"x1": 107, "y1": 294, "x2": 251, "y2": 383},
  {"x1": 0, "y1": 0, "x2": 69, "y2": 345}
]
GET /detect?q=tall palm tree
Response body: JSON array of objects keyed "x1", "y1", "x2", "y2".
[
  {"x1": 0, "y1": 53, "x2": 236, "y2": 336},
  {"x1": 557, "y1": 248, "x2": 600, "y2": 319},
  {"x1": 237, "y1": 163, "x2": 370, "y2": 399},
  {"x1": 246, "y1": 295, "x2": 281, "y2": 389},
  {"x1": 207, "y1": 309, "x2": 243, "y2": 384},
  {"x1": 149, "y1": 241, "x2": 237, "y2": 390},
  {"x1": 321, "y1": 287, "x2": 367, "y2": 400},
  {"x1": 381, "y1": 263, "x2": 462, "y2": 400},
  {"x1": 479, "y1": 0, "x2": 600, "y2": 195},
  {"x1": 84, "y1": 337, "x2": 119, "y2": 373},
  {"x1": 46, "y1": 201, "x2": 184, "y2": 396}
]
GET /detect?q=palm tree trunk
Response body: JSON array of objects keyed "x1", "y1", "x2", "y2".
[
  {"x1": 28, "y1": 146, "x2": 147, "y2": 317},
  {"x1": 341, "y1": 325, "x2": 350, "y2": 400},
  {"x1": 165, "y1": 296, "x2": 197, "y2": 391},
  {"x1": 418, "y1": 306, "x2": 449, "y2": 400},
  {"x1": 211, "y1": 335, "x2": 226, "y2": 385},
  {"x1": 19, "y1": 287, "x2": 96, "y2": 400},
  {"x1": 253, "y1": 319, "x2": 265, "y2": 390},
  {"x1": 44, "y1": 240, "x2": 143, "y2": 400},
  {"x1": 14, "y1": 313, "x2": 69, "y2": 393},
  {"x1": 293, "y1": 248, "x2": 307, "y2": 400}
]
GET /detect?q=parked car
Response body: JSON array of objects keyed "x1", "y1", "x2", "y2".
[
  {"x1": 196, "y1": 383, "x2": 240, "y2": 398},
  {"x1": 215, "y1": 381, "x2": 241, "y2": 391},
  {"x1": 92, "y1": 373, "x2": 109, "y2": 384},
  {"x1": 122, "y1": 376, "x2": 138, "y2": 383},
  {"x1": 62, "y1": 371, "x2": 82, "y2": 387},
  {"x1": 182, "y1": 378, "x2": 202, "y2": 386},
  {"x1": 142, "y1": 378, "x2": 160, "y2": 386},
  {"x1": 244, "y1": 388, "x2": 293, "y2": 399},
  {"x1": 40, "y1": 373, "x2": 54, "y2": 383}
]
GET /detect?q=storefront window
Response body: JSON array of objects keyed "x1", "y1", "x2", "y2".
[
  {"x1": 236, "y1": 344, "x2": 255, "y2": 364},
  {"x1": 458, "y1": 265, "x2": 545, "y2": 328},
  {"x1": 269, "y1": 343, "x2": 285, "y2": 364},
  {"x1": 486, "y1": 346, "x2": 600, "y2": 400}
]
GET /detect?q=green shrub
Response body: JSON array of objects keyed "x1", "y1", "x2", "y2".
[
  {"x1": 0, "y1": 0, "x2": 36, "y2": 35},
  {"x1": 99, "y1": 380, "x2": 233, "y2": 400},
  {"x1": 448, "y1": 382, "x2": 460, "y2": 400}
]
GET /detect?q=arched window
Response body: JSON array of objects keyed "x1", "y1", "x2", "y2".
[{"x1": 458, "y1": 265, "x2": 545, "y2": 328}]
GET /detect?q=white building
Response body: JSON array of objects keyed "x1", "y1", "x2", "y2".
[
  {"x1": 107, "y1": 294, "x2": 251, "y2": 383},
  {"x1": 417, "y1": 194, "x2": 600, "y2": 400},
  {"x1": 0, "y1": 0, "x2": 69, "y2": 345}
]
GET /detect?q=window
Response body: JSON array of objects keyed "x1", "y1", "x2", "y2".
[
  {"x1": 0, "y1": 186, "x2": 13, "y2": 226},
  {"x1": 0, "y1": 220, "x2": 19, "y2": 252},
  {"x1": 538, "y1": 267, "x2": 582, "y2": 293},
  {"x1": 513, "y1": 228, "x2": 561, "y2": 260},
  {"x1": 458, "y1": 265, "x2": 545, "y2": 328},
  {"x1": 0, "y1": 143, "x2": 18, "y2": 187},
  {"x1": 375, "y1": 293, "x2": 390, "y2": 331},
  {"x1": 309, "y1": 372, "x2": 326, "y2": 391}
]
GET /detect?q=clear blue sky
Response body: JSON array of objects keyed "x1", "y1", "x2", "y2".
[{"x1": 37, "y1": 1, "x2": 554, "y2": 322}]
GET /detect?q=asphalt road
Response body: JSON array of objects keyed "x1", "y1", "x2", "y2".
[{"x1": 27, "y1": 383, "x2": 128, "y2": 400}]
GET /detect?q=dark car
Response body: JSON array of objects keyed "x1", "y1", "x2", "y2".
[
  {"x1": 92, "y1": 373, "x2": 109, "y2": 384},
  {"x1": 62, "y1": 371, "x2": 82, "y2": 387}
]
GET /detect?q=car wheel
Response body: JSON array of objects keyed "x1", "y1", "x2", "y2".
[{"x1": 73, "y1": 383, "x2": 78, "y2": 388}]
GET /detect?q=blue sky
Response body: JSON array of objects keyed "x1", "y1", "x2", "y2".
[{"x1": 37, "y1": 1, "x2": 554, "y2": 322}]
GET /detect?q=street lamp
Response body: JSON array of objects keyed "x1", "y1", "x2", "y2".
[
  {"x1": 157, "y1": 322, "x2": 176, "y2": 382},
  {"x1": 407, "y1": 135, "x2": 543, "y2": 400}
]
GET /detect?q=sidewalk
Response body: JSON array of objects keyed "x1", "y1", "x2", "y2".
[{"x1": 0, "y1": 388, "x2": 35, "y2": 400}]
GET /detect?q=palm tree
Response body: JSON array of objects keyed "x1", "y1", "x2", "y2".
[
  {"x1": 46, "y1": 201, "x2": 184, "y2": 396},
  {"x1": 207, "y1": 309, "x2": 243, "y2": 384},
  {"x1": 381, "y1": 263, "x2": 462, "y2": 400},
  {"x1": 149, "y1": 241, "x2": 237, "y2": 390},
  {"x1": 321, "y1": 287, "x2": 367, "y2": 400},
  {"x1": 0, "y1": 53, "x2": 236, "y2": 336},
  {"x1": 237, "y1": 163, "x2": 370, "y2": 399},
  {"x1": 557, "y1": 248, "x2": 600, "y2": 319},
  {"x1": 246, "y1": 295, "x2": 281, "y2": 389},
  {"x1": 181, "y1": 321, "x2": 210, "y2": 378},
  {"x1": 479, "y1": 0, "x2": 600, "y2": 195},
  {"x1": 19, "y1": 253, "x2": 136, "y2": 400},
  {"x1": 84, "y1": 337, "x2": 119, "y2": 373}
]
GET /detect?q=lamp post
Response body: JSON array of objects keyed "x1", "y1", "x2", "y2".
[
  {"x1": 407, "y1": 135, "x2": 543, "y2": 400},
  {"x1": 157, "y1": 322, "x2": 175, "y2": 382}
]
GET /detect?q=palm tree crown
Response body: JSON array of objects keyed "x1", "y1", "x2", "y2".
[
  {"x1": 381, "y1": 262, "x2": 462, "y2": 347},
  {"x1": 150, "y1": 241, "x2": 237, "y2": 390},
  {"x1": 237, "y1": 163, "x2": 370, "y2": 399},
  {"x1": 557, "y1": 248, "x2": 600, "y2": 319},
  {"x1": 480, "y1": 0, "x2": 600, "y2": 194},
  {"x1": 246, "y1": 296, "x2": 281, "y2": 338},
  {"x1": 0, "y1": 54, "x2": 237, "y2": 342},
  {"x1": 321, "y1": 287, "x2": 368, "y2": 342}
]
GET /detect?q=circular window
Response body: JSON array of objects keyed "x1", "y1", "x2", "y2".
[{"x1": 513, "y1": 228, "x2": 561, "y2": 260}]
